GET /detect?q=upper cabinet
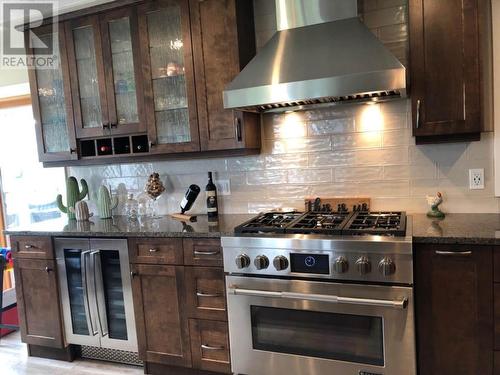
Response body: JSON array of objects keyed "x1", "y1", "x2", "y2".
[
  {"x1": 27, "y1": 24, "x2": 78, "y2": 162},
  {"x1": 190, "y1": 0, "x2": 260, "y2": 151},
  {"x1": 138, "y1": 0, "x2": 200, "y2": 153},
  {"x1": 409, "y1": 0, "x2": 483, "y2": 143},
  {"x1": 26, "y1": 0, "x2": 260, "y2": 165}
]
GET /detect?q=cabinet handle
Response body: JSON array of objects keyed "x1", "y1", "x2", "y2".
[
  {"x1": 234, "y1": 116, "x2": 242, "y2": 142},
  {"x1": 196, "y1": 292, "x2": 222, "y2": 298},
  {"x1": 110, "y1": 123, "x2": 117, "y2": 129},
  {"x1": 435, "y1": 250, "x2": 472, "y2": 256},
  {"x1": 70, "y1": 148, "x2": 77, "y2": 154},
  {"x1": 130, "y1": 271, "x2": 137, "y2": 278},
  {"x1": 45, "y1": 267, "x2": 52, "y2": 273},
  {"x1": 149, "y1": 248, "x2": 158, "y2": 253},
  {"x1": 194, "y1": 250, "x2": 220, "y2": 256},
  {"x1": 416, "y1": 99, "x2": 421, "y2": 129},
  {"x1": 148, "y1": 140, "x2": 155, "y2": 149},
  {"x1": 201, "y1": 344, "x2": 225, "y2": 351},
  {"x1": 24, "y1": 244, "x2": 34, "y2": 249},
  {"x1": 102, "y1": 122, "x2": 110, "y2": 130}
]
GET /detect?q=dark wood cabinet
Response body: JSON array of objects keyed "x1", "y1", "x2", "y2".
[
  {"x1": 189, "y1": 319, "x2": 231, "y2": 374},
  {"x1": 409, "y1": 0, "x2": 482, "y2": 143},
  {"x1": 14, "y1": 257, "x2": 65, "y2": 348},
  {"x1": 27, "y1": 24, "x2": 78, "y2": 163},
  {"x1": 415, "y1": 244, "x2": 493, "y2": 375},
  {"x1": 26, "y1": 0, "x2": 260, "y2": 165},
  {"x1": 190, "y1": 0, "x2": 260, "y2": 152},
  {"x1": 131, "y1": 263, "x2": 192, "y2": 368},
  {"x1": 185, "y1": 267, "x2": 226, "y2": 321}
]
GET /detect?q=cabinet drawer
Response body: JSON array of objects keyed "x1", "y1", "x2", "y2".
[
  {"x1": 183, "y1": 238, "x2": 222, "y2": 267},
  {"x1": 10, "y1": 236, "x2": 53, "y2": 259},
  {"x1": 128, "y1": 238, "x2": 183, "y2": 265},
  {"x1": 185, "y1": 267, "x2": 226, "y2": 321},
  {"x1": 189, "y1": 319, "x2": 231, "y2": 374}
]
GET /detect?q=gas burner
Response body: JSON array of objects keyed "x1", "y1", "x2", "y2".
[
  {"x1": 343, "y1": 211, "x2": 406, "y2": 236},
  {"x1": 287, "y1": 212, "x2": 351, "y2": 235},
  {"x1": 235, "y1": 212, "x2": 303, "y2": 233}
]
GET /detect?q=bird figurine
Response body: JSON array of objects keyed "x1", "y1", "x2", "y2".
[{"x1": 426, "y1": 191, "x2": 445, "y2": 218}]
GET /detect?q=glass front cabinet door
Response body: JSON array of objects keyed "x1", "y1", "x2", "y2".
[
  {"x1": 138, "y1": 0, "x2": 200, "y2": 153},
  {"x1": 27, "y1": 25, "x2": 78, "y2": 162}
]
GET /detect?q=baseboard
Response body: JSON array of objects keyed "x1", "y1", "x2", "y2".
[
  {"x1": 144, "y1": 362, "x2": 226, "y2": 375},
  {"x1": 28, "y1": 344, "x2": 77, "y2": 362}
]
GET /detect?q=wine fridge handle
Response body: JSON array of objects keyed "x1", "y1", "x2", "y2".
[
  {"x1": 91, "y1": 250, "x2": 109, "y2": 337},
  {"x1": 81, "y1": 251, "x2": 98, "y2": 336}
]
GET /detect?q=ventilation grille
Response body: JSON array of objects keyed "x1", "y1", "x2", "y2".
[
  {"x1": 241, "y1": 90, "x2": 401, "y2": 112},
  {"x1": 80, "y1": 346, "x2": 143, "y2": 366}
]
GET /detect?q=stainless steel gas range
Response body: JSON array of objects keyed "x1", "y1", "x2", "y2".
[{"x1": 222, "y1": 211, "x2": 416, "y2": 375}]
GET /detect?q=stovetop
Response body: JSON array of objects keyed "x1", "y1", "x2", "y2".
[{"x1": 235, "y1": 210, "x2": 407, "y2": 237}]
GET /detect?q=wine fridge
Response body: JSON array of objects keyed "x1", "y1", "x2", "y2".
[{"x1": 55, "y1": 238, "x2": 137, "y2": 352}]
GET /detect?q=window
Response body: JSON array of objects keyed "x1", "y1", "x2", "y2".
[{"x1": 0, "y1": 103, "x2": 66, "y2": 228}]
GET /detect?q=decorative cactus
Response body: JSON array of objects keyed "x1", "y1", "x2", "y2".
[
  {"x1": 69, "y1": 201, "x2": 93, "y2": 221},
  {"x1": 57, "y1": 177, "x2": 89, "y2": 220},
  {"x1": 97, "y1": 186, "x2": 118, "y2": 219}
]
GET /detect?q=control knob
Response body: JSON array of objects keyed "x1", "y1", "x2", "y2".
[
  {"x1": 254, "y1": 255, "x2": 270, "y2": 270},
  {"x1": 333, "y1": 256, "x2": 349, "y2": 273},
  {"x1": 355, "y1": 256, "x2": 371, "y2": 275},
  {"x1": 235, "y1": 254, "x2": 251, "y2": 269},
  {"x1": 378, "y1": 257, "x2": 396, "y2": 276},
  {"x1": 273, "y1": 255, "x2": 289, "y2": 271}
]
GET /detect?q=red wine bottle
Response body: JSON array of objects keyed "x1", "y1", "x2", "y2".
[
  {"x1": 180, "y1": 185, "x2": 200, "y2": 214},
  {"x1": 206, "y1": 172, "x2": 218, "y2": 218}
]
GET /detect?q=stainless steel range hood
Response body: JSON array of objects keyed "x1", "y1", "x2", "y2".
[{"x1": 223, "y1": 0, "x2": 406, "y2": 113}]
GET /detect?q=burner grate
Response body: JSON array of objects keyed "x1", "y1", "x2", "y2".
[
  {"x1": 287, "y1": 212, "x2": 351, "y2": 235},
  {"x1": 343, "y1": 211, "x2": 406, "y2": 236},
  {"x1": 235, "y1": 212, "x2": 303, "y2": 233}
]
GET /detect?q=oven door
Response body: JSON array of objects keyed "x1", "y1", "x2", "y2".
[{"x1": 226, "y1": 276, "x2": 415, "y2": 375}]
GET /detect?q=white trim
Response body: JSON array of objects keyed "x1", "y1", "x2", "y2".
[{"x1": 0, "y1": 83, "x2": 30, "y2": 98}]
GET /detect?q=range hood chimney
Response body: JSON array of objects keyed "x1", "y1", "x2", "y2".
[{"x1": 223, "y1": 0, "x2": 406, "y2": 113}]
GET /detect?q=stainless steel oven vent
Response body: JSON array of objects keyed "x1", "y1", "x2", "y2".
[
  {"x1": 236, "y1": 90, "x2": 402, "y2": 113},
  {"x1": 223, "y1": 0, "x2": 406, "y2": 113}
]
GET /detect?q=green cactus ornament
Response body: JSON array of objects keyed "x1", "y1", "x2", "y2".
[
  {"x1": 97, "y1": 186, "x2": 119, "y2": 219},
  {"x1": 57, "y1": 177, "x2": 89, "y2": 220}
]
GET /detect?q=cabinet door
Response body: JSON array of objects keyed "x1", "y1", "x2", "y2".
[
  {"x1": 415, "y1": 245, "x2": 493, "y2": 375},
  {"x1": 66, "y1": 16, "x2": 109, "y2": 139},
  {"x1": 409, "y1": 0, "x2": 481, "y2": 139},
  {"x1": 26, "y1": 24, "x2": 77, "y2": 162},
  {"x1": 100, "y1": 6, "x2": 146, "y2": 136},
  {"x1": 14, "y1": 258, "x2": 65, "y2": 348},
  {"x1": 131, "y1": 264, "x2": 191, "y2": 367},
  {"x1": 138, "y1": 0, "x2": 200, "y2": 153},
  {"x1": 189, "y1": 319, "x2": 231, "y2": 373},
  {"x1": 190, "y1": 0, "x2": 260, "y2": 151}
]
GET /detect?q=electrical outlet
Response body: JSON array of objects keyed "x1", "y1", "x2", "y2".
[
  {"x1": 469, "y1": 168, "x2": 484, "y2": 190},
  {"x1": 216, "y1": 179, "x2": 231, "y2": 195}
]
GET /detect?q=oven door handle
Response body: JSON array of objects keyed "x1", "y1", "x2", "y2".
[{"x1": 230, "y1": 288, "x2": 408, "y2": 309}]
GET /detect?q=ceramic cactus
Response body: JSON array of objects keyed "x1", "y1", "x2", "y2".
[
  {"x1": 69, "y1": 201, "x2": 93, "y2": 221},
  {"x1": 57, "y1": 177, "x2": 89, "y2": 220},
  {"x1": 97, "y1": 186, "x2": 118, "y2": 219}
]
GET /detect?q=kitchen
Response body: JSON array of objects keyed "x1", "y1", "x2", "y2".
[{"x1": 0, "y1": 0, "x2": 497, "y2": 374}]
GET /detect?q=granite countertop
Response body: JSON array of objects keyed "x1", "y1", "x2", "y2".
[
  {"x1": 3, "y1": 214, "x2": 254, "y2": 238},
  {"x1": 4, "y1": 213, "x2": 500, "y2": 245},
  {"x1": 411, "y1": 213, "x2": 500, "y2": 245}
]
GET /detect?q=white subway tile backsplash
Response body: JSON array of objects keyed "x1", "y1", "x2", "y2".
[
  {"x1": 265, "y1": 137, "x2": 332, "y2": 154},
  {"x1": 287, "y1": 168, "x2": 332, "y2": 184},
  {"x1": 308, "y1": 118, "x2": 356, "y2": 135},
  {"x1": 247, "y1": 169, "x2": 288, "y2": 185},
  {"x1": 333, "y1": 132, "x2": 382, "y2": 149},
  {"x1": 335, "y1": 166, "x2": 384, "y2": 182}
]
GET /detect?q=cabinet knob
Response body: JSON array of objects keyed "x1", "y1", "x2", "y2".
[
  {"x1": 24, "y1": 244, "x2": 34, "y2": 249},
  {"x1": 70, "y1": 148, "x2": 77, "y2": 154},
  {"x1": 45, "y1": 267, "x2": 52, "y2": 273},
  {"x1": 110, "y1": 123, "x2": 117, "y2": 129},
  {"x1": 148, "y1": 141, "x2": 155, "y2": 149},
  {"x1": 149, "y1": 248, "x2": 158, "y2": 253},
  {"x1": 102, "y1": 122, "x2": 110, "y2": 130},
  {"x1": 130, "y1": 271, "x2": 138, "y2": 278}
]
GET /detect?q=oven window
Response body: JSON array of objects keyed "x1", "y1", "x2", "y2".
[{"x1": 251, "y1": 306, "x2": 384, "y2": 366}]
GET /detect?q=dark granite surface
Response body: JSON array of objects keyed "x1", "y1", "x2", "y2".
[
  {"x1": 4, "y1": 213, "x2": 500, "y2": 245},
  {"x1": 411, "y1": 213, "x2": 500, "y2": 245},
  {"x1": 3, "y1": 214, "x2": 254, "y2": 238}
]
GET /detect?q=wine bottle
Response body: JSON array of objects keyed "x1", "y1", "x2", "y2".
[
  {"x1": 180, "y1": 184, "x2": 200, "y2": 214},
  {"x1": 206, "y1": 172, "x2": 218, "y2": 218}
]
